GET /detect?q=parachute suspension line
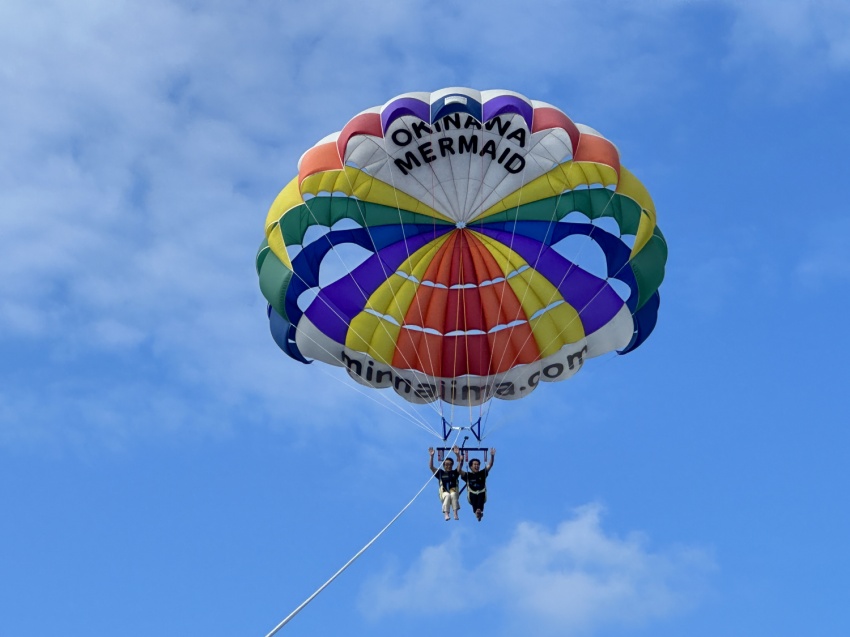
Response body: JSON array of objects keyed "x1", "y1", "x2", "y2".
[
  {"x1": 477, "y1": 399, "x2": 492, "y2": 440},
  {"x1": 458, "y1": 236, "x2": 478, "y2": 434},
  {"x1": 270, "y1": 244, "x2": 441, "y2": 435},
  {"x1": 482, "y1": 295, "x2": 627, "y2": 443},
  {"x1": 476, "y1": 124, "x2": 578, "y2": 437},
  {"x1": 296, "y1": 192, "x2": 440, "y2": 389},
  {"x1": 478, "y1": 405, "x2": 510, "y2": 441},
  {"x1": 546, "y1": 163, "x2": 628, "y2": 303},
  {"x1": 427, "y1": 117, "x2": 447, "y2": 429},
  {"x1": 539, "y1": 173, "x2": 622, "y2": 312},
  {"x1": 416, "y1": 114, "x2": 448, "y2": 426},
  {"x1": 276, "y1": 300, "x2": 439, "y2": 436},
  {"x1": 333, "y1": 147, "x2": 418, "y2": 347},
  {"x1": 512, "y1": 180, "x2": 642, "y2": 360},
  {"x1": 286, "y1": 191, "x2": 447, "y2": 428},
  {"x1": 467, "y1": 113, "x2": 541, "y2": 442},
  {"x1": 298, "y1": 194, "x2": 379, "y2": 318},
  {"x1": 468, "y1": 116, "x2": 490, "y2": 439},
  {"x1": 328, "y1": 168, "x2": 446, "y2": 430},
  {"x1": 483, "y1": 113, "x2": 539, "y2": 397},
  {"x1": 309, "y1": 360, "x2": 442, "y2": 437},
  {"x1": 376, "y1": 114, "x2": 447, "y2": 428},
  {"x1": 262, "y1": 437, "x2": 456, "y2": 637},
  {"x1": 445, "y1": 230, "x2": 463, "y2": 433},
  {"x1": 421, "y1": 109, "x2": 472, "y2": 435},
  {"x1": 273, "y1": 283, "x2": 440, "y2": 435},
  {"x1": 482, "y1": 176, "x2": 566, "y2": 412},
  {"x1": 483, "y1": 145, "x2": 629, "y2": 402},
  {"x1": 300, "y1": 119, "x2": 463, "y2": 430},
  {"x1": 292, "y1": 196, "x2": 384, "y2": 350}
]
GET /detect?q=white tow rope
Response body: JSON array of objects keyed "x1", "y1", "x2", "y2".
[{"x1": 263, "y1": 444, "x2": 456, "y2": 636}]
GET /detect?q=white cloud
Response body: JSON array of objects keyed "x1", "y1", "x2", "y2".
[
  {"x1": 0, "y1": 6, "x2": 695, "y2": 350},
  {"x1": 360, "y1": 504, "x2": 714, "y2": 635},
  {"x1": 3, "y1": 0, "x2": 847, "y2": 447}
]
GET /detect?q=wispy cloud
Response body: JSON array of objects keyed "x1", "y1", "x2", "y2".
[
  {"x1": 1, "y1": 0, "x2": 698, "y2": 446},
  {"x1": 360, "y1": 504, "x2": 714, "y2": 635},
  {"x1": 3, "y1": 0, "x2": 846, "y2": 448}
]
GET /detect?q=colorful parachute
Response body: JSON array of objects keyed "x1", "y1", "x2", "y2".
[{"x1": 257, "y1": 88, "x2": 666, "y2": 408}]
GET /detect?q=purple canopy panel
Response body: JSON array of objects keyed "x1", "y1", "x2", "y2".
[
  {"x1": 305, "y1": 229, "x2": 451, "y2": 343},
  {"x1": 382, "y1": 97, "x2": 431, "y2": 132},
  {"x1": 479, "y1": 229, "x2": 623, "y2": 335},
  {"x1": 482, "y1": 95, "x2": 534, "y2": 130}
]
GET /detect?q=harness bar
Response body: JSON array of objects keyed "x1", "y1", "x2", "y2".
[{"x1": 435, "y1": 447, "x2": 489, "y2": 463}]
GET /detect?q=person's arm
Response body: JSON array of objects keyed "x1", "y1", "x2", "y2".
[
  {"x1": 452, "y1": 445, "x2": 464, "y2": 474},
  {"x1": 487, "y1": 448, "x2": 496, "y2": 471},
  {"x1": 428, "y1": 447, "x2": 437, "y2": 473}
]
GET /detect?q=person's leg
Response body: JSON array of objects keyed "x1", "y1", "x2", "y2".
[{"x1": 470, "y1": 492, "x2": 485, "y2": 520}]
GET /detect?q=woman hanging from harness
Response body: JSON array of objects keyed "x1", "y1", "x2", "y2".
[
  {"x1": 460, "y1": 448, "x2": 495, "y2": 521},
  {"x1": 428, "y1": 446, "x2": 463, "y2": 521}
]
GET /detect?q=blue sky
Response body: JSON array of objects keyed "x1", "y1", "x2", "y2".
[{"x1": 2, "y1": 1, "x2": 849, "y2": 635}]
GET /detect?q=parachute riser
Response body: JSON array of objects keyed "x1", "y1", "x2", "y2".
[{"x1": 441, "y1": 417, "x2": 481, "y2": 442}]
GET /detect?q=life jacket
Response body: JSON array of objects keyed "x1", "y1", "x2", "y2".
[
  {"x1": 463, "y1": 467, "x2": 488, "y2": 494},
  {"x1": 436, "y1": 468, "x2": 459, "y2": 492}
]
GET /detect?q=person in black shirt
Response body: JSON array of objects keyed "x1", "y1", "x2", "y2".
[
  {"x1": 460, "y1": 449, "x2": 495, "y2": 521},
  {"x1": 428, "y1": 446, "x2": 464, "y2": 521}
]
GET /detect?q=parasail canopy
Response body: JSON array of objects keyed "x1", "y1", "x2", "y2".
[{"x1": 257, "y1": 88, "x2": 666, "y2": 408}]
